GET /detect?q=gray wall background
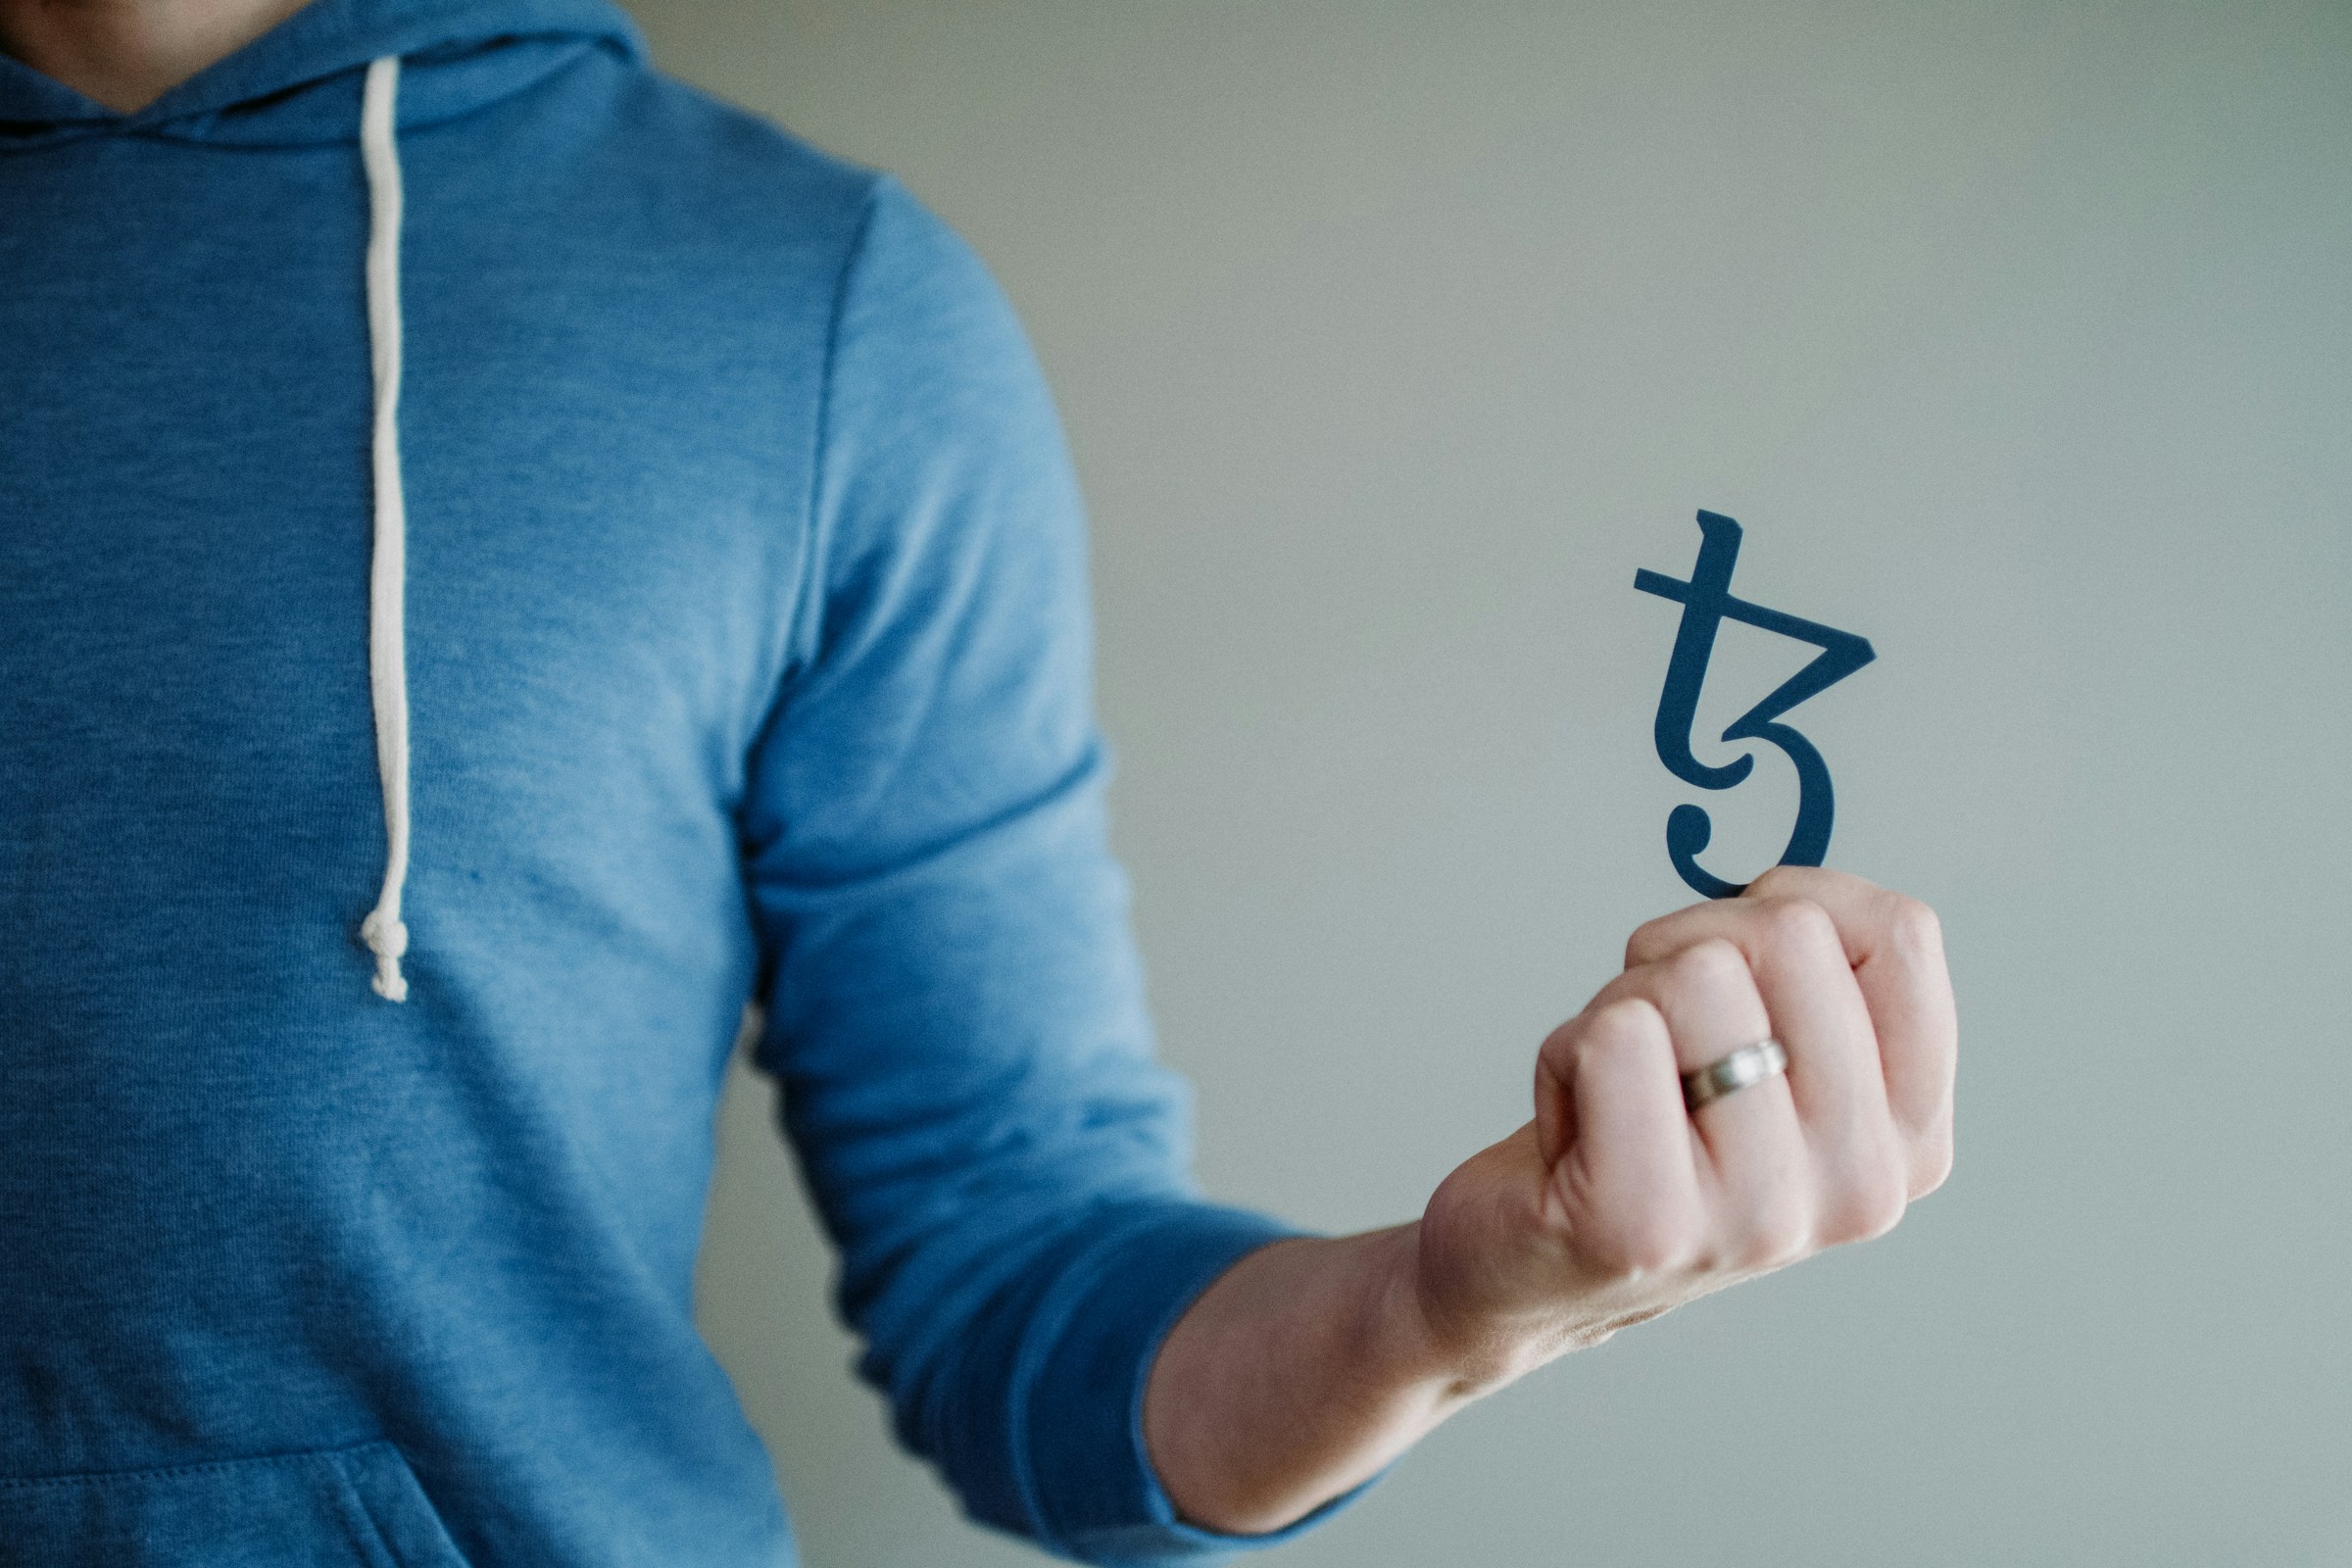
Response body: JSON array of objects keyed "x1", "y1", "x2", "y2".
[{"x1": 629, "y1": 4, "x2": 2351, "y2": 1564}]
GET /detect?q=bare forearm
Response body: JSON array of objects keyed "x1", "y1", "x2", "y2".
[{"x1": 1141, "y1": 1223, "x2": 1497, "y2": 1536}]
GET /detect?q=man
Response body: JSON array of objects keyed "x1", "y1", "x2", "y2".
[{"x1": 0, "y1": 0, "x2": 1956, "y2": 1562}]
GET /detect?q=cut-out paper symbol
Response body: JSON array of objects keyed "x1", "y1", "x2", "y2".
[{"x1": 1635, "y1": 511, "x2": 1875, "y2": 899}]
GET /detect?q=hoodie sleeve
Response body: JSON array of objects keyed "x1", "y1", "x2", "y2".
[{"x1": 736, "y1": 176, "x2": 1334, "y2": 1565}]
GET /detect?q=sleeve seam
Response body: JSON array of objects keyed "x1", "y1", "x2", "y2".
[{"x1": 777, "y1": 172, "x2": 887, "y2": 711}]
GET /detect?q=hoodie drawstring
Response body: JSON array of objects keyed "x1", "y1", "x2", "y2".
[{"x1": 359, "y1": 55, "x2": 412, "y2": 1002}]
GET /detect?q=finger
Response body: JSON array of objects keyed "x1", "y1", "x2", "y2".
[
  {"x1": 1536, "y1": 1000, "x2": 1704, "y2": 1276},
  {"x1": 1747, "y1": 868, "x2": 1957, "y2": 1197},
  {"x1": 1618, "y1": 889, "x2": 1904, "y2": 1241},
  {"x1": 1634, "y1": 867, "x2": 1958, "y2": 1198},
  {"x1": 1587, "y1": 940, "x2": 1809, "y2": 1265}
]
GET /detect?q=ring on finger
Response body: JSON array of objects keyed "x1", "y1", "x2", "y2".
[{"x1": 1682, "y1": 1038, "x2": 1788, "y2": 1112}]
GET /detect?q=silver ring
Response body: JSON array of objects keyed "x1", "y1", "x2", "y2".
[{"x1": 1681, "y1": 1038, "x2": 1788, "y2": 1112}]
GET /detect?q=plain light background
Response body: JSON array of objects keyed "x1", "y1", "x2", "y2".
[{"x1": 623, "y1": 4, "x2": 2351, "y2": 1564}]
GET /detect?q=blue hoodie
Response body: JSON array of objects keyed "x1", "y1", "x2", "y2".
[{"x1": 0, "y1": 4, "x2": 1317, "y2": 1562}]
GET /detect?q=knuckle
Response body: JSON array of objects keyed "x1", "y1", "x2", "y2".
[
  {"x1": 1668, "y1": 937, "x2": 1752, "y2": 997},
  {"x1": 1621, "y1": 1231, "x2": 1694, "y2": 1278},
  {"x1": 1756, "y1": 895, "x2": 1840, "y2": 958},
  {"x1": 1537, "y1": 1015, "x2": 1587, "y2": 1075},
  {"x1": 1625, "y1": 915, "x2": 1675, "y2": 968},
  {"x1": 1748, "y1": 1221, "x2": 1809, "y2": 1271},
  {"x1": 1886, "y1": 895, "x2": 1944, "y2": 956},
  {"x1": 1824, "y1": 1168, "x2": 1908, "y2": 1245},
  {"x1": 1733, "y1": 1197, "x2": 1810, "y2": 1270},
  {"x1": 1581, "y1": 998, "x2": 1665, "y2": 1058},
  {"x1": 1863, "y1": 1180, "x2": 1909, "y2": 1241},
  {"x1": 1588, "y1": 1205, "x2": 1697, "y2": 1279},
  {"x1": 1747, "y1": 863, "x2": 1849, "y2": 904}
]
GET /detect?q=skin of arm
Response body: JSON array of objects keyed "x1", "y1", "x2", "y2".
[{"x1": 1145, "y1": 864, "x2": 1958, "y2": 1533}]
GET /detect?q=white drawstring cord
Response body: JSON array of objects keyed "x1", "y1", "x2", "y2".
[{"x1": 359, "y1": 55, "x2": 412, "y2": 1002}]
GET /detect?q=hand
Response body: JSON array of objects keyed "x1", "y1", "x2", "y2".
[
  {"x1": 1143, "y1": 864, "x2": 1956, "y2": 1534},
  {"x1": 1410, "y1": 865, "x2": 1957, "y2": 1382}
]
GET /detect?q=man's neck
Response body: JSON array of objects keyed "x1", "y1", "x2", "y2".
[{"x1": 0, "y1": 0, "x2": 313, "y2": 113}]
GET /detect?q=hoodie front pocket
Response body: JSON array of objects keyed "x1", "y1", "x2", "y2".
[{"x1": 0, "y1": 1440, "x2": 470, "y2": 1568}]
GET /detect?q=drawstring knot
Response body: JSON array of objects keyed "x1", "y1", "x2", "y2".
[{"x1": 361, "y1": 909, "x2": 410, "y2": 1001}]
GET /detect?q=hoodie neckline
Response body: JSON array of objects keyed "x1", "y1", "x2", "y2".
[{"x1": 0, "y1": 0, "x2": 645, "y2": 148}]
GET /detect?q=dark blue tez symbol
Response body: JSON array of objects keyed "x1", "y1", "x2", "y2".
[{"x1": 1635, "y1": 512, "x2": 1875, "y2": 899}]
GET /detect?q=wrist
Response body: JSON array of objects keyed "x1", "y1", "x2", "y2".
[{"x1": 1358, "y1": 1225, "x2": 1537, "y2": 1415}]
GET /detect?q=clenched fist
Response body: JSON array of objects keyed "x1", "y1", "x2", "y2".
[
  {"x1": 1147, "y1": 865, "x2": 1958, "y2": 1534},
  {"x1": 1412, "y1": 865, "x2": 1958, "y2": 1379}
]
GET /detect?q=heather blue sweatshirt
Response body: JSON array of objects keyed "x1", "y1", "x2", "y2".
[{"x1": 0, "y1": 3, "x2": 1312, "y2": 1562}]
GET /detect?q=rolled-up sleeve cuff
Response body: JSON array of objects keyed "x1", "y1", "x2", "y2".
[{"x1": 1017, "y1": 1202, "x2": 1383, "y2": 1565}]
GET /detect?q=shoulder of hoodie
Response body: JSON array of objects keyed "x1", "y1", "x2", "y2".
[
  {"x1": 548, "y1": 43, "x2": 969, "y2": 295},
  {"x1": 541, "y1": 46, "x2": 1033, "y2": 426}
]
